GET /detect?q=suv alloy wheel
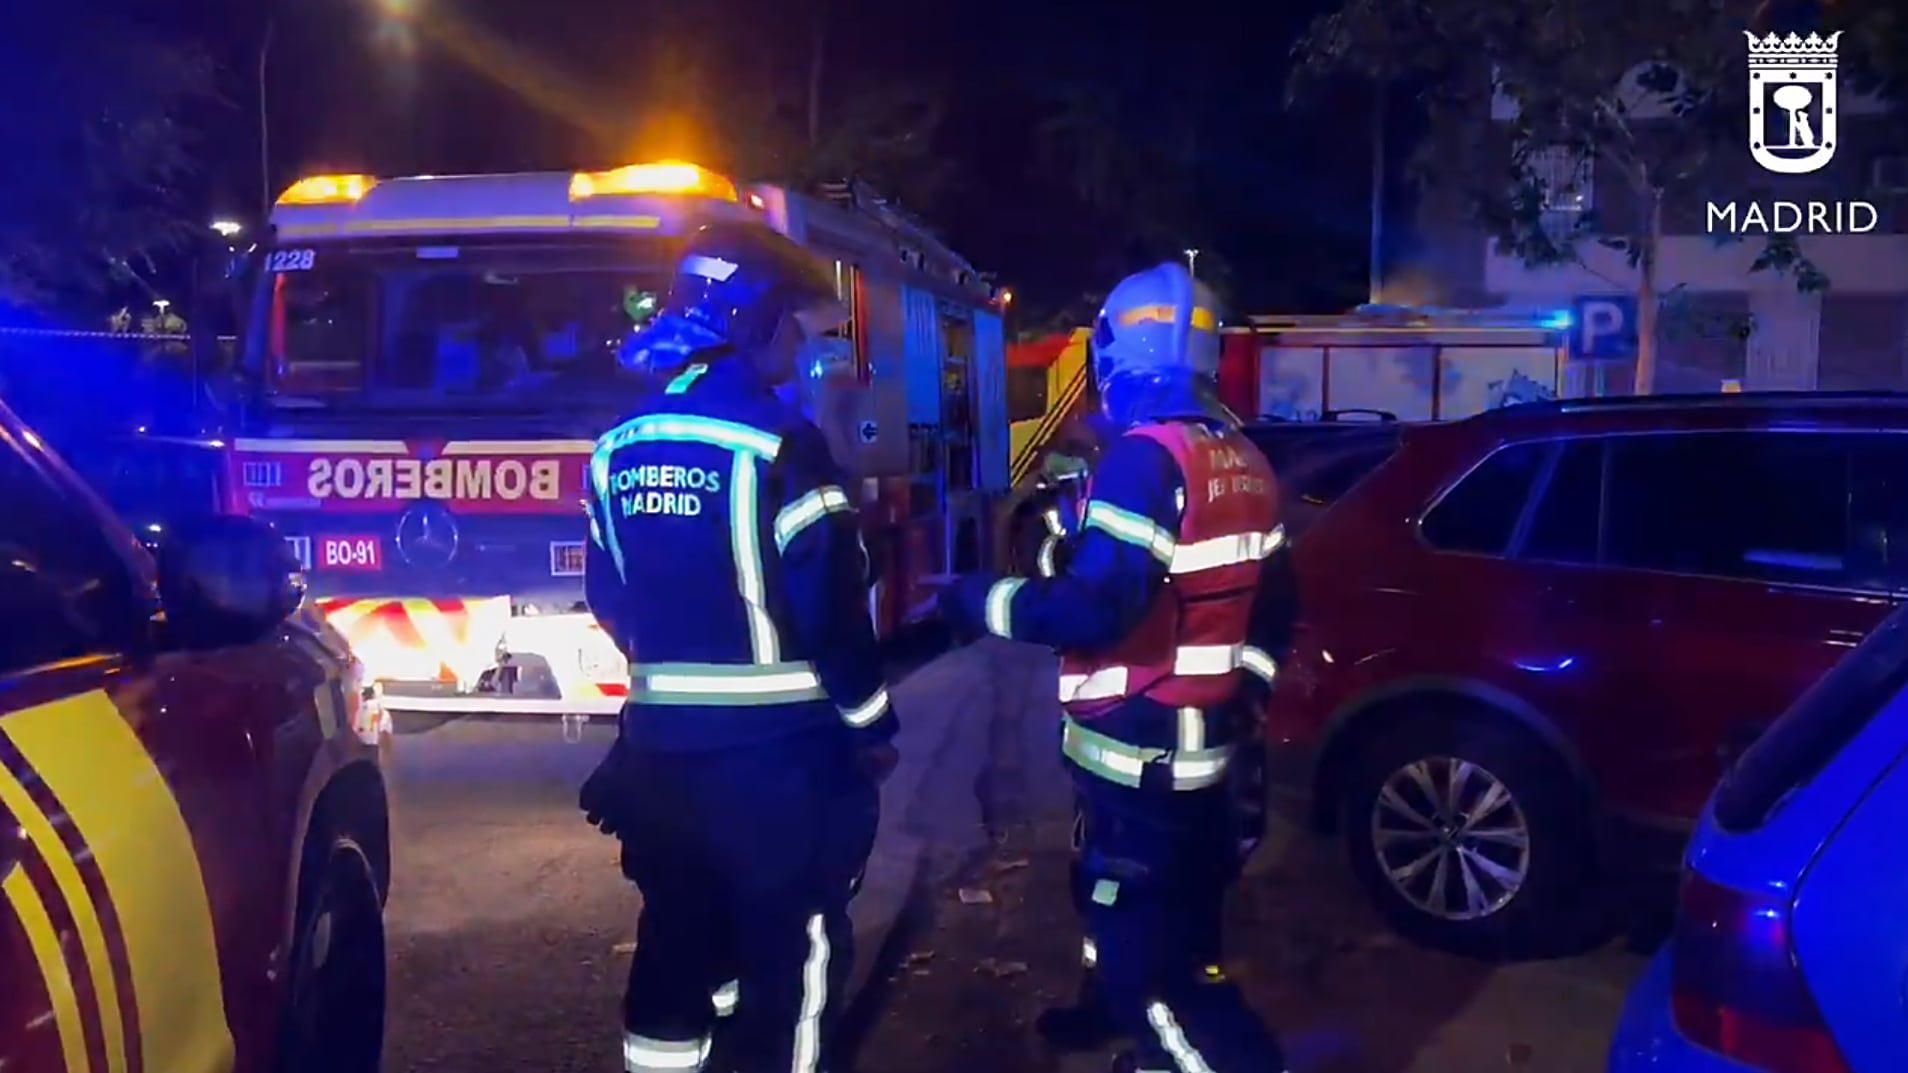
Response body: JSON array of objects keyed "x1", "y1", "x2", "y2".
[{"x1": 1339, "y1": 705, "x2": 1596, "y2": 957}]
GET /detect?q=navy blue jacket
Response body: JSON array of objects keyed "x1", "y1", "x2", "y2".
[{"x1": 584, "y1": 356, "x2": 896, "y2": 753}]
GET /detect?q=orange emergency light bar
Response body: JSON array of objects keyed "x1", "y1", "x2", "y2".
[
  {"x1": 277, "y1": 174, "x2": 379, "y2": 206},
  {"x1": 569, "y1": 160, "x2": 738, "y2": 203}
]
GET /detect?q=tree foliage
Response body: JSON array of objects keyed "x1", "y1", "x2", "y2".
[
  {"x1": 1025, "y1": 7, "x2": 1379, "y2": 325},
  {"x1": 724, "y1": 81, "x2": 962, "y2": 211},
  {"x1": 0, "y1": 7, "x2": 217, "y2": 309},
  {"x1": 1820, "y1": 0, "x2": 1908, "y2": 92},
  {"x1": 1030, "y1": 71, "x2": 1232, "y2": 306},
  {"x1": 1290, "y1": 0, "x2": 1899, "y2": 391},
  {"x1": 392, "y1": 0, "x2": 964, "y2": 267},
  {"x1": 608, "y1": 0, "x2": 959, "y2": 222}
]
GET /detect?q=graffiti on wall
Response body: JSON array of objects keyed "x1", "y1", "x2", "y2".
[{"x1": 1486, "y1": 368, "x2": 1557, "y2": 409}]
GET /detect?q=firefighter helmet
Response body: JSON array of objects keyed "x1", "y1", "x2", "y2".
[
  {"x1": 1089, "y1": 262, "x2": 1232, "y2": 429},
  {"x1": 622, "y1": 222, "x2": 847, "y2": 378}
]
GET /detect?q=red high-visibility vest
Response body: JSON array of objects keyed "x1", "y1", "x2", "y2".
[{"x1": 1059, "y1": 421, "x2": 1281, "y2": 716}]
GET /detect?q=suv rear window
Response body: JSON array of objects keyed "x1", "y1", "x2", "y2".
[
  {"x1": 1420, "y1": 442, "x2": 1547, "y2": 555},
  {"x1": 1604, "y1": 432, "x2": 1849, "y2": 585},
  {"x1": 1520, "y1": 438, "x2": 1602, "y2": 562},
  {"x1": 1714, "y1": 601, "x2": 1908, "y2": 831}
]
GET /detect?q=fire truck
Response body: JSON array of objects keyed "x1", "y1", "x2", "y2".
[
  {"x1": 219, "y1": 161, "x2": 1007, "y2": 729},
  {"x1": 997, "y1": 305, "x2": 1579, "y2": 570},
  {"x1": 1220, "y1": 306, "x2": 1574, "y2": 421}
]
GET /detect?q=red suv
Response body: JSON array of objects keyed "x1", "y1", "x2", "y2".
[{"x1": 1264, "y1": 393, "x2": 1908, "y2": 955}]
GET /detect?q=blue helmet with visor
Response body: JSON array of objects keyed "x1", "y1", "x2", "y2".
[
  {"x1": 1089, "y1": 262, "x2": 1235, "y2": 429},
  {"x1": 621, "y1": 221, "x2": 847, "y2": 375}
]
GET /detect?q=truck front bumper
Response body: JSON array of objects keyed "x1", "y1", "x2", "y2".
[
  {"x1": 375, "y1": 683, "x2": 627, "y2": 717},
  {"x1": 358, "y1": 609, "x2": 630, "y2": 721}
]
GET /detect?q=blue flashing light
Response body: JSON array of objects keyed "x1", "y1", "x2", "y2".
[{"x1": 1541, "y1": 310, "x2": 1574, "y2": 330}]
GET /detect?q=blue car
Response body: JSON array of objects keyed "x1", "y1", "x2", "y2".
[{"x1": 1609, "y1": 600, "x2": 1908, "y2": 1072}]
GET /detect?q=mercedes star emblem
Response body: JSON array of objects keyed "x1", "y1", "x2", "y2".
[{"x1": 395, "y1": 501, "x2": 460, "y2": 569}]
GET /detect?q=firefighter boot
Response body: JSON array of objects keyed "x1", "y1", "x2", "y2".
[{"x1": 1034, "y1": 969, "x2": 1118, "y2": 1052}]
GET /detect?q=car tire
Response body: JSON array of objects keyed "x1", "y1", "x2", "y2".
[
  {"x1": 1339, "y1": 709, "x2": 1595, "y2": 959},
  {"x1": 277, "y1": 831, "x2": 388, "y2": 1073}
]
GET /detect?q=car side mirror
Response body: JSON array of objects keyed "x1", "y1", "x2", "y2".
[{"x1": 156, "y1": 514, "x2": 306, "y2": 649}]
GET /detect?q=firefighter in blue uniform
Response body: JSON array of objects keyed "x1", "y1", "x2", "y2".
[
  {"x1": 580, "y1": 221, "x2": 897, "y2": 1073},
  {"x1": 943, "y1": 262, "x2": 1289, "y2": 1073}
]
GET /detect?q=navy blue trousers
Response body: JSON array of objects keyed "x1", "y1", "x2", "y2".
[
  {"x1": 615, "y1": 733, "x2": 879, "y2": 1073},
  {"x1": 1071, "y1": 772, "x2": 1285, "y2": 1073}
]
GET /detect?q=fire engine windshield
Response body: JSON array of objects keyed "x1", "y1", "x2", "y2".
[{"x1": 249, "y1": 239, "x2": 668, "y2": 407}]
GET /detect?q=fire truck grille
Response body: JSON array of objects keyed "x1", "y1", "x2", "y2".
[{"x1": 270, "y1": 510, "x2": 589, "y2": 602}]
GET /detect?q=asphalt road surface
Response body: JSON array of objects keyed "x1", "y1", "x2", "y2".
[
  {"x1": 376, "y1": 637, "x2": 970, "y2": 1073},
  {"x1": 379, "y1": 642, "x2": 1655, "y2": 1073},
  {"x1": 381, "y1": 717, "x2": 636, "y2": 1073}
]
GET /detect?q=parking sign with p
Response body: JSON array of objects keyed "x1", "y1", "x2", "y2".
[{"x1": 1569, "y1": 295, "x2": 1638, "y2": 362}]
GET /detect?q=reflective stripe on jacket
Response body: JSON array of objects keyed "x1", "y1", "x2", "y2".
[
  {"x1": 584, "y1": 358, "x2": 895, "y2": 751},
  {"x1": 1058, "y1": 422, "x2": 1280, "y2": 715}
]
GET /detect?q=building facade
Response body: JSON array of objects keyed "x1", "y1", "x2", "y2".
[{"x1": 1390, "y1": 66, "x2": 1908, "y2": 393}]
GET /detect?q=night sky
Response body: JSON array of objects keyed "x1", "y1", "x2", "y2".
[{"x1": 159, "y1": 0, "x2": 1376, "y2": 322}]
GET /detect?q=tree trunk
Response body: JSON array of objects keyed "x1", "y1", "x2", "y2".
[
  {"x1": 1633, "y1": 191, "x2": 1663, "y2": 395},
  {"x1": 806, "y1": 1, "x2": 827, "y2": 149}
]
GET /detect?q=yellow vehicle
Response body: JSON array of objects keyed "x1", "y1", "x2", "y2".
[
  {"x1": 998, "y1": 328, "x2": 1098, "y2": 571},
  {"x1": 1006, "y1": 328, "x2": 1094, "y2": 487}
]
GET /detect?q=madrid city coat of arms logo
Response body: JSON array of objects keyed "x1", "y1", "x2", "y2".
[{"x1": 1745, "y1": 30, "x2": 1844, "y2": 176}]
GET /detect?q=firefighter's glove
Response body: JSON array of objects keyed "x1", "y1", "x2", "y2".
[{"x1": 578, "y1": 744, "x2": 633, "y2": 838}]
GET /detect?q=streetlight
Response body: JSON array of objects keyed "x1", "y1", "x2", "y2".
[
  {"x1": 372, "y1": 0, "x2": 419, "y2": 51},
  {"x1": 212, "y1": 219, "x2": 244, "y2": 255},
  {"x1": 1183, "y1": 248, "x2": 1200, "y2": 277}
]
